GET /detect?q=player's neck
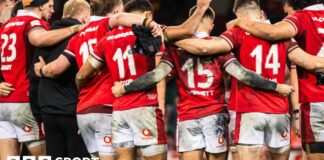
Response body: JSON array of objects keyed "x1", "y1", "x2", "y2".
[
  {"x1": 24, "y1": 8, "x2": 42, "y2": 18},
  {"x1": 196, "y1": 25, "x2": 210, "y2": 35}
]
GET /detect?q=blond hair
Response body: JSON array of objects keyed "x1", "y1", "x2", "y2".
[{"x1": 62, "y1": 0, "x2": 90, "y2": 18}]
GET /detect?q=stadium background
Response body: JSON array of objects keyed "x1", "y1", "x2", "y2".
[{"x1": 15, "y1": 0, "x2": 304, "y2": 159}]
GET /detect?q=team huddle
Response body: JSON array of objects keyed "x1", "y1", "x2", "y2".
[{"x1": 0, "y1": 0, "x2": 323, "y2": 159}]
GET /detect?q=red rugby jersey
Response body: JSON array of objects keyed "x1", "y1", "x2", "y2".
[
  {"x1": 0, "y1": 10, "x2": 49, "y2": 102},
  {"x1": 93, "y1": 27, "x2": 158, "y2": 110},
  {"x1": 64, "y1": 16, "x2": 114, "y2": 113},
  {"x1": 221, "y1": 26, "x2": 297, "y2": 114},
  {"x1": 283, "y1": 4, "x2": 324, "y2": 103},
  {"x1": 161, "y1": 36, "x2": 235, "y2": 121}
]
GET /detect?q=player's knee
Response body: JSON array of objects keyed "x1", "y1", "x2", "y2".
[
  {"x1": 268, "y1": 145, "x2": 290, "y2": 153},
  {"x1": 303, "y1": 142, "x2": 324, "y2": 154},
  {"x1": 139, "y1": 144, "x2": 167, "y2": 157},
  {"x1": 24, "y1": 140, "x2": 45, "y2": 149}
]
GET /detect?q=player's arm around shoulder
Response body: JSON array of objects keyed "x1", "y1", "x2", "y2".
[
  {"x1": 175, "y1": 37, "x2": 231, "y2": 55},
  {"x1": 28, "y1": 24, "x2": 85, "y2": 47},
  {"x1": 163, "y1": 0, "x2": 211, "y2": 41},
  {"x1": 34, "y1": 55, "x2": 71, "y2": 78},
  {"x1": 225, "y1": 59, "x2": 294, "y2": 96},
  {"x1": 288, "y1": 47, "x2": 324, "y2": 72},
  {"x1": 76, "y1": 55, "x2": 103, "y2": 90},
  {"x1": 234, "y1": 18, "x2": 296, "y2": 41}
]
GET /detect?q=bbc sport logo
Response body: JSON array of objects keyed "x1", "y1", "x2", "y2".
[{"x1": 7, "y1": 156, "x2": 99, "y2": 160}]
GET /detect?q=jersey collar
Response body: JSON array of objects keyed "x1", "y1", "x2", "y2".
[
  {"x1": 17, "y1": 9, "x2": 41, "y2": 19},
  {"x1": 304, "y1": 4, "x2": 324, "y2": 11},
  {"x1": 90, "y1": 16, "x2": 106, "y2": 22},
  {"x1": 193, "y1": 32, "x2": 209, "y2": 38}
]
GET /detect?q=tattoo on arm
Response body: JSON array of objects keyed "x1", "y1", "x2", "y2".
[
  {"x1": 124, "y1": 62, "x2": 172, "y2": 94},
  {"x1": 225, "y1": 60, "x2": 277, "y2": 92}
]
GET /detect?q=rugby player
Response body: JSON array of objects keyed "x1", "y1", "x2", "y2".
[
  {"x1": 110, "y1": 6, "x2": 294, "y2": 160},
  {"x1": 75, "y1": 0, "x2": 171, "y2": 159},
  {"x1": 174, "y1": 0, "x2": 324, "y2": 159},
  {"x1": 0, "y1": 0, "x2": 84, "y2": 158},
  {"x1": 232, "y1": 0, "x2": 324, "y2": 158}
]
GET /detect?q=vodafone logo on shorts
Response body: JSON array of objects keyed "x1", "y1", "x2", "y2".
[
  {"x1": 103, "y1": 136, "x2": 112, "y2": 144},
  {"x1": 23, "y1": 125, "x2": 31, "y2": 132},
  {"x1": 142, "y1": 129, "x2": 151, "y2": 136},
  {"x1": 281, "y1": 131, "x2": 289, "y2": 140},
  {"x1": 218, "y1": 136, "x2": 224, "y2": 144}
]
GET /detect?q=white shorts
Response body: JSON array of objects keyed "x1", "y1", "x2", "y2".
[
  {"x1": 112, "y1": 107, "x2": 167, "y2": 147},
  {"x1": 236, "y1": 112, "x2": 290, "y2": 148},
  {"x1": 301, "y1": 102, "x2": 324, "y2": 143},
  {"x1": 177, "y1": 113, "x2": 229, "y2": 153},
  {"x1": 77, "y1": 113, "x2": 115, "y2": 154},
  {"x1": 228, "y1": 110, "x2": 236, "y2": 146},
  {"x1": 0, "y1": 103, "x2": 41, "y2": 142}
]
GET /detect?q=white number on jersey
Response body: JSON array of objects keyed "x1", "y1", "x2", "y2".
[
  {"x1": 79, "y1": 38, "x2": 97, "y2": 63},
  {"x1": 113, "y1": 45, "x2": 137, "y2": 78},
  {"x1": 250, "y1": 44, "x2": 280, "y2": 75},
  {"x1": 181, "y1": 58, "x2": 213, "y2": 89},
  {"x1": 1, "y1": 33, "x2": 17, "y2": 62}
]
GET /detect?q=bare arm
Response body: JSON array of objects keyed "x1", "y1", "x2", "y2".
[
  {"x1": 289, "y1": 47, "x2": 324, "y2": 71},
  {"x1": 155, "y1": 55, "x2": 166, "y2": 114},
  {"x1": 35, "y1": 55, "x2": 71, "y2": 78},
  {"x1": 175, "y1": 37, "x2": 231, "y2": 55},
  {"x1": 75, "y1": 56, "x2": 103, "y2": 90},
  {"x1": 28, "y1": 25, "x2": 83, "y2": 47},
  {"x1": 290, "y1": 67, "x2": 301, "y2": 137},
  {"x1": 164, "y1": 0, "x2": 211, "y2": 42},
  {"x1": 235, "y1": 18, "x2": 296, "y2": 41},
  {"x1": 290, "y1": 68, "x2": 300, "y2": 110},
  {"x1": 225, "y1": 60, "x2": 293, "y2": 96}
]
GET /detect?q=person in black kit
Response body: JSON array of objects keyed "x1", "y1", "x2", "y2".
[{"x1": 32, "y1": 0, "x2": 90, "y2": 158}]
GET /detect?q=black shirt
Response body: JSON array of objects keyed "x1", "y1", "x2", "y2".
[{"x1": 37, "y1": 18, "x2": 80, "y2": 116}]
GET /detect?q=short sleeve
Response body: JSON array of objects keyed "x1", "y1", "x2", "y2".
[
  {"x1": 283, "y1": 13, "x2": 301, "y2": 35},
  {"x1": 63, "y1": 37, "x2": 77, "y2": 65},
  {"x1": 161, "y1": 47, "x2": 175, "y2": 68},
  {"x1": 220, "y1": 28, "x2": 240, "y2": 49},
  {"x1": 218, "y1": 52, "x2": 236, "y2": 68},
  {"x1": 91, "y1": 38, "x2": 106, "y2": 62},
  {"x1": 25, "y1": 19, "x2": 49, "y2": 36},
  {"x1": 285, "y1": 38, "x2": 299, "y2": 53}
]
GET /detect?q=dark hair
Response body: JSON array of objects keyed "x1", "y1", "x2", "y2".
[
  {"x1": 189, "y1": 6, "x2": 215, "y2": 20},
  {"x1": 124, "y1": 0, "x2": 154, "y2": 14},
  {"x1": 281, "y1": 0, "x2": 322, "y2": 10},
  {"x1": 233, "y1": 0, "x2": 260, "y2": 13},
  {"x1": 90, "y1": 0, "x2": 121, "y2": 16},
  {"x1": 12, "y1": 0, "x2": 23, "y2": 17}
]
